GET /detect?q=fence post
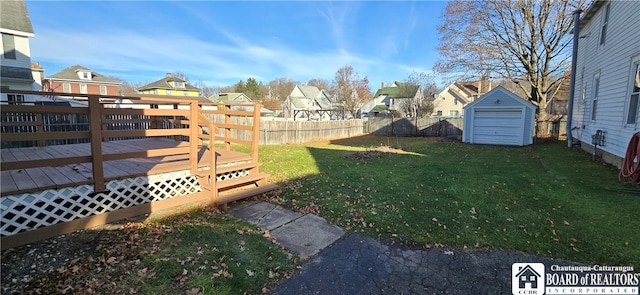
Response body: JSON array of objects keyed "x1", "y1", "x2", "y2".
[
  {"x1": 88, "y1": 96, "x2": 105, "y2": 192},
  {"x1": 36, "y1": 112, "x2": 45, "y2": 147},
  {"x1": 189, "y1": 101, "x2": 198, "y2": 175}
]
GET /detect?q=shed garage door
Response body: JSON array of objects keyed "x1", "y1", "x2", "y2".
[{"x1": 471, "y1": 108, "x2": 524, "y2": 145}]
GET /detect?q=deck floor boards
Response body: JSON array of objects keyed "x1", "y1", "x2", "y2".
[{"x1": 1, "y1": 138, "x2": 252, "y2": 196}]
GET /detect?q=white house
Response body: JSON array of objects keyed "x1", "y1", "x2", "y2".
[
  {"x1": 0, "y1": 0, "x2": 36, "y2": 103},
  {"x1": 283, "y1": 84, "x2": 333, "y2": 120},
  {"x1": 568, "y1": 0, "x2": 640, "y2": 168}
]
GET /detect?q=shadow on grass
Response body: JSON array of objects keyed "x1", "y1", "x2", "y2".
[{"x1": 263, "y1": 135, "x2": 639, "y2": 267}]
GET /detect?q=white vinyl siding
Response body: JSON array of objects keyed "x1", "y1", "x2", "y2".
[
  {"x1": 569, "y1": 1, "x2": 640, "y2": 165},
  {"x1": 0, "y1": 33, "x2": 31, "y2": 68}
]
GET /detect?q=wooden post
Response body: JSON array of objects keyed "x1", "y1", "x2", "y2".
[
  {"x1": 224, "y1": 104, "x2": 231, "y2": 150},
  {"x1": 88, "y1": 96, "x2": 105, "y2": 192},
  {"x1": 36, "y1": 112, "x2": 45, "y2": 147},
  {"x1": 251, "y1": 104, "x2": 261, "y2": 166},
  {"x1": 189, "y1": 101, "x2": 198, "y2": 175}
]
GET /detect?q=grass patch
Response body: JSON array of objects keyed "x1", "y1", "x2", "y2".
[
  {"x1": 260, "y1": 135, "x2": 639, "y2": 267},
  {"x1": 18, "y1": 205, "x2": 298, "y2": 295}
]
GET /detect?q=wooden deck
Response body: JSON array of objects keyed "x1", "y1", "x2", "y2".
[{"x1": 0, "y1": 138, "x2": 251, "y2": 196}]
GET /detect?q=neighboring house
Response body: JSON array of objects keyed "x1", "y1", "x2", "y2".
[
  {"x1": 138, "y1": 73, "x2": 200, "y2": 97},
  {"x1": 283, "y1": 84, "x2": 333, "y2": 120},
  {"x1": 433, "y1": 78, "x2": 491, "y2": 117},
  {"x1": 359, "y1": 81, "x2": 422, "y2": 118},
  {"x1": 545, "y1": 72, "x2": 571, "y2": 118},
  {"x1": 0, "y1": 0, "x2": 36, "y2": 103},
  {"x1": 208, "y1": 92, "x2": 253, "y2": 103},
  {"x1": 208, "y1": 92, "x2": 273, "y2": 116},
  {"x1": 43, "y1": 65, "x2": 122, "y2": 96},
  {"x1": 568, "y1": 0, "x2": 640, "y2": 168}
]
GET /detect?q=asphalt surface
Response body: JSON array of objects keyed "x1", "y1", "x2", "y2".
[
  {"x1": 228, "y1": 201, "x2": 577, "y2": 295},
  {"x1": 270, "y1": 233, "x2": 562, "y2": 295}
]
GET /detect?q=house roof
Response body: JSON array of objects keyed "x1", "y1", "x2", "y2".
[
  {"x1": 288, "y1": 85, "x2": 332, "y2": 109},
  {"x1": 209, "y1": 92, "x2": 253, "y2": 103},
  {"x1": 373, "y1": 82, "x2": 419, "y2": 98},
  {"x1": 138, "y1": 74, "x2": 199, "y2": 91},
  {"x1": 579, "y1": 0, "x2": 607, "y2": 30},
  {"x1": 47, "y1": 65, "x2": 122, "y2": 84},
  {"x1": 0, "y1": 0, "x2": 34, "y2": 36},
  {"x1": 371, "y1": 105, "x2": 389, "y2": 112}
]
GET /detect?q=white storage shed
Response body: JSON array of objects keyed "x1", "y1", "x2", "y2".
[{"x1": 462, "y1": 86, "x2": 537, "y2": 146}]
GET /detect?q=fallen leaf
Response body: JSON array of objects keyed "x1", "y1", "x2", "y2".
[
  {"x1": 236, "y1": 229, "x2": 244, "y2": 235},
  {"x1": 246, "y1": 269, "x2": 255, "y2": 276}
]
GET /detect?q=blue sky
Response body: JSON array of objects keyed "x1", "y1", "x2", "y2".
[{"x1": 26, "y1": 1, "x2": 448, "y2": 89}]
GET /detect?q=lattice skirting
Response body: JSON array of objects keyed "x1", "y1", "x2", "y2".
[{"x1": 1, "y1": 170, "x2": 201, "y2": 237}]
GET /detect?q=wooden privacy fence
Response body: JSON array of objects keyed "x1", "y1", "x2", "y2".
[
  {"x1": 203, "y1": 116, "x2": 365, "y2": 145},
  {"x1": 367, "y1": 117, "x2": 464, "y2": 137}
]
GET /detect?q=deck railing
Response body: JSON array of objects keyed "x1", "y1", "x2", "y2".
[{"x1": 0, "y1": 89, "x2": 261, "y2": 194}]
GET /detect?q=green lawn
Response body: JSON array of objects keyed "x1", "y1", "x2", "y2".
[
  {"x1": 15, "y1": 135, "x2": 637, "y2": 294},
  {"x1": 259, "y1": 135, "x2": 639, "y2": 267}
]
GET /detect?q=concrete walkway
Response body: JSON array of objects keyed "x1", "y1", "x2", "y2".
[
  {"x1": 229, "y1": 201, "x2": 568, "y2": 295},
  {"x1": 228, "y1": 201, "x2": 344, "y2": 259}
]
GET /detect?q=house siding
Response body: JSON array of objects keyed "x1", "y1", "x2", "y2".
[
  {"x1": 570, "y1": 0, "x2": 640, "y2": 167},
  {"x1": 0, "y1": 34, "x2": 31, "y2": 68},
  {"x1": 49, "y1": 81, "x2": 120, "y2": 96}
]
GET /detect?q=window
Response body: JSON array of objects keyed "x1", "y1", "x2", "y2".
[
  {"x1": 184, "y1": 91, "x2": 189, "y2": 96},
  {"x1": 436, "y1": 110, "x2": 443, "y2": 116},
  {"x1": 7, "y1": 94, "x2": 24, "y2": 103},
  {"x1": 626, "y1": 61, "x2": 640, "y2": 125},
  {"x1": 600, "y1": 3, "x2": 610, "y2": 45},
  {"x1": 591, "y1": 72, "x2": 600, "y2": 121},
  {"x1": 150, "y1": 104, "x2": 159, "y2": 109},
  {"x1": 63, "y1": 83, "x2": 71, "y2": 93},
  {"x1": 2, "y1": 34, "x2": 16, "y2": 59},
  {"x1": 450, "y1": 110, "x2": 459, "y2": 116},
  {"x1": 100, "y1": 85, "x2": 107, "y2": 95},
  {"x1": 175, "y1": 81, "x2": 185, "y2": 88},
  {"x1": 454, "y1": 99, "x2": 458, "y2": 105},
  {"x1": 166, "y1": 89, "x2": 172, "y2": 95},
  {"x1": 80, "y1": 84, "x2": 87, "y2": 94}
]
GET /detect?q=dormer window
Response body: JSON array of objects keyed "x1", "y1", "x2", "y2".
[
  {"x1": 78, "y1": 71, "x2": 92, "y2": 80},
  {"x1": 174, "y1": 81, "x2": 185, "y2": 88}
]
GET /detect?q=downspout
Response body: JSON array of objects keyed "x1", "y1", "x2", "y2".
[{"x1": 566, "y1": 9, "x2": 583, "y2": 148}]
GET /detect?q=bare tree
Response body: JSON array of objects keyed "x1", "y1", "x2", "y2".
[
  {"x1": 307, "y1": 78, "x2": 331, "y2": 92},
  {"x1": 194, "y1": 80, "x2": 220, "y2": 97},
  {"x1": 268, "y1": 77, "x2": 298, "y2": 101},
  {"x1": 435, "y1": 0, "x2": 585, "y2": 116},
  {"x1": 332, "y1": 65, "x2": 372, "y2": 117},
  {"x1": 171, "y1": 71, "x2": 189, "y2": 82}
]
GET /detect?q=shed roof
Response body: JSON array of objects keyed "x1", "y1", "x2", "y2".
[{"x1": 463, "y1": 86, "x2": 536, "y2": 110}]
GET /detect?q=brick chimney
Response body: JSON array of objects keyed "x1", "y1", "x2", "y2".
[
  {"x1": 166, "y1": 73, "x2": 171, "y2": 78},
  {"x1": 381, "y1": 81, "x2": 385, "y2": 89}
]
